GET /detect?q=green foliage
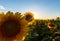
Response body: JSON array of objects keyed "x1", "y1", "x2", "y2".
[{"x1": 24, "y1": 17, "x2": 60, "y2": 41}]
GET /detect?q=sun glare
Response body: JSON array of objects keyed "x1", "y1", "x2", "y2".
[{"x1": 34, "y1": 14, "x2": 39, "y2": 19}]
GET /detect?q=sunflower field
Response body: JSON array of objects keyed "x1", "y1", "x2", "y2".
[
  {"x1": 24, "y1": 17, "x2": 60, "y2": 41},
  {"x1": 0, "y1": 11, "x2": 60, "y2": 41}
]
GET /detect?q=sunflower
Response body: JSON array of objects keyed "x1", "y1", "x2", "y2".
[
  {"x1": 47, "y1": 22, "x2": 57, "y2": 29},
  {"x1": 0, "y1": 11, "x2": 34, "y2": 41}
]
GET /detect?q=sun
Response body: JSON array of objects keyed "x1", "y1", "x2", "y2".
[
  {"x1": 34, "y1": 14, "x2": 39, "y2": 19},
  {"x1": 33, "y1": 12, "x2": 40, "y2": 19}
]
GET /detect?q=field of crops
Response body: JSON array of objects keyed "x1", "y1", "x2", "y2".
[
  {"x1": 0, "y1": 11, "x2": 60, "y2": 41},
  {"x1": 24, "y1": 17, "x2": 60, "y2": 41}
]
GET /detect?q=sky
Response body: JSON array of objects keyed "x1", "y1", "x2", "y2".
[{"x1": 0, "y1": 0, "x2": 60, "y2": 19}]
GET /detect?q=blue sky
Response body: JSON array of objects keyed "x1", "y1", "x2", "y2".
[{"x1": 0, "y1": 0, "x2": 60, "y2": 19}]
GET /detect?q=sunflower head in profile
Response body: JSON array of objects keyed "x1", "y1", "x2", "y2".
[
  {"x1": 47, "y1": 22, "x2": 57, "y2": 29},
  {"x1": 0, "y1": 11, "x2": 34, "y2": 41}
]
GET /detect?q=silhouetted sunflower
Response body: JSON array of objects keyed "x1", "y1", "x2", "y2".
[{"x1": 0, "y1": 11, "x2": 34, "y2": 41}]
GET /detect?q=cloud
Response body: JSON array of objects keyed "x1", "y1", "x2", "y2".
[{"x1": 0, "y1": 5, "x2": 5, "y2": 10}]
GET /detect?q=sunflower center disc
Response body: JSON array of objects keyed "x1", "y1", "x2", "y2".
[
  {"x1": 2, "y1": 21, "x2": 20, "y2": 38},
  {"x1": 25, "y1": 15, "x2": 32, "y2": 21}
]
